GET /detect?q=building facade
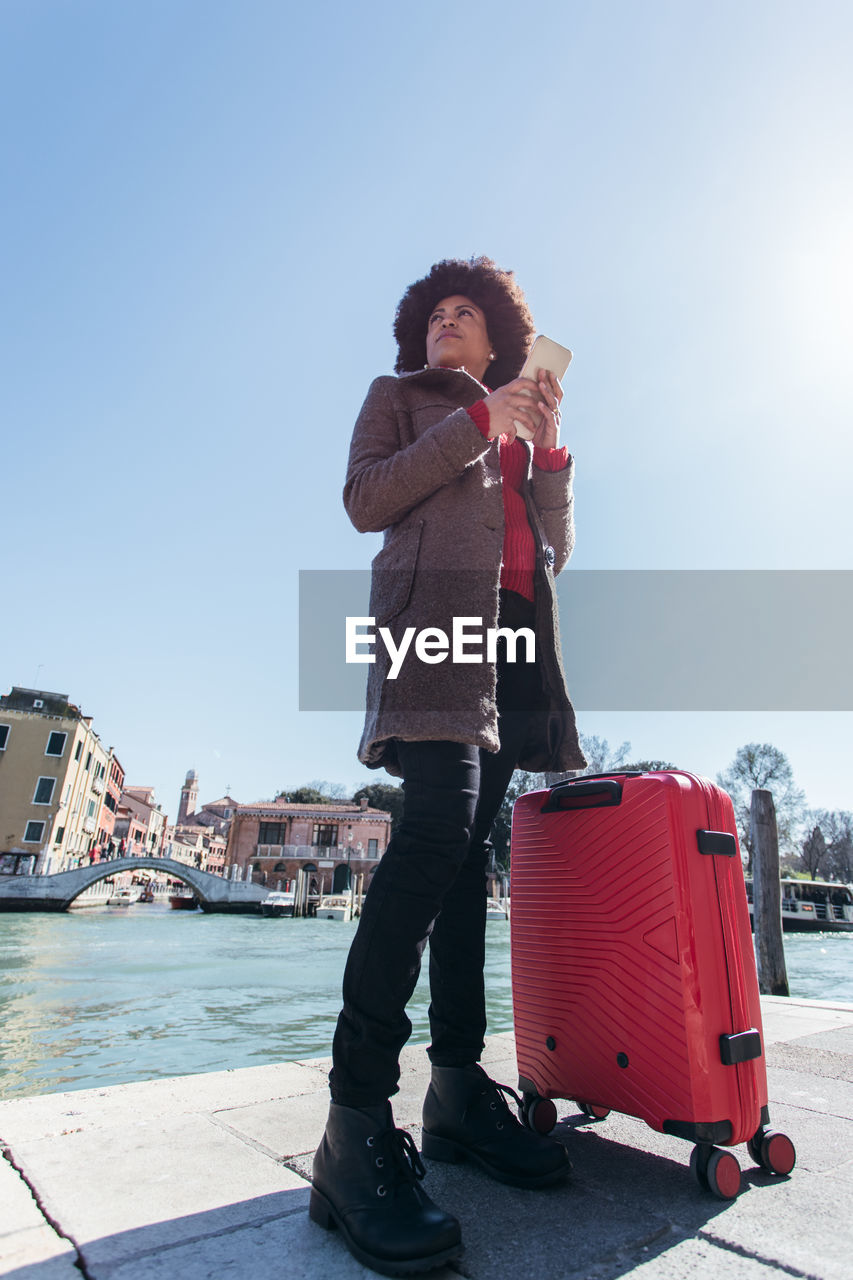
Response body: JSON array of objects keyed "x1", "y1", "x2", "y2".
[
  {"x1": 225, "y1": 796, "x2": 392, "y2": 892},
  {"x1": 0, "y1": 687, "x2": 115, "y2": 874},
  {"x1": 113, "y1": 786, "x2": 167, "y2": 858},
  {"x1": 163, "y1": 824, "x2": 228, "y2": 874},
  {"x1": 98, "y1": 755, "x2": 126, "y2": 854}
]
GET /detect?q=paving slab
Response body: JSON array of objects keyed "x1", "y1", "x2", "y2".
[
  {"x1": 0, "y1": 1060, "x2": 326, "y2": 1145},
  {"x1": 0, "y1": 998, "x2": 851, "y2": 1280},
  {"x1": 759, "y1": 997, "x2": 853, "y2": 1044},
  {"x1": 0, "y1": 1157, "x2": 79, "y2": 1279},
  {"x1": 6, "y1": 1114, "x2": 308, "y2": 1270},
  {"x1": 212, "y1": 1087, "x2": 330, "y2": 1162},
  {"x1": 763, "y1": 1064, "x2": 853, "y2": 1125},
  {"x1": 620, "y1": 1236, "x2": 795, "y2": 1279},
  {"x1": 101, "y1": 1204, "x2": 457, "y2": 1280},
  {"x1": 698, "y1": 1167, "x2": 851, "y2": 1280}
]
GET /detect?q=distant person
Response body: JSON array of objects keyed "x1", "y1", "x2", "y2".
[{"x1": 310, "y1": 256, "x2": 585, "y2": 1274}]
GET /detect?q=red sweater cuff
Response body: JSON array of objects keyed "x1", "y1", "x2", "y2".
[
  {"x1": 533, "y1": 444, "x2": 570, "y2": 471},
  {"x1": 466, "y1": 399, "x2": 491, "y2": 439}
]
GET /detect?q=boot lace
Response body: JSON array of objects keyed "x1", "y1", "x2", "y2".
[
  {"x1": 367, "y1": 1125, "x2": 426, "y2": 1198},
  {"x1": 475, "y1": 1071, "x2": 523, "y2": 1130}
]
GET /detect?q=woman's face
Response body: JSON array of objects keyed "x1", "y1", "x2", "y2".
[{"x1": 425, "y1": 295, "x2": 493, "y2": 382}]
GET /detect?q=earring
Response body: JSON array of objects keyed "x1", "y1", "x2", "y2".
[{"x1": 489, "y1": 352, "x2": 496, "y2": 361}]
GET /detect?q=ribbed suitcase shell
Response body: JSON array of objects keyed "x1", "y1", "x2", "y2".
[{"x1": 510, "y1": 771, "x2": 767, "y2": 1147}]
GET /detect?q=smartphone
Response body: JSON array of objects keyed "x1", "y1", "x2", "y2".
[{"x1": 513, "y1": 335, "x2": 573, "y2": 440}]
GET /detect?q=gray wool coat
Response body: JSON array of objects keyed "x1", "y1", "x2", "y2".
[{"x1": 344, "y1": 366, "x2": 587, "y2": 778}]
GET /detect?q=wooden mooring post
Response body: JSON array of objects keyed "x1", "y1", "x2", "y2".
[{"x1": 751, "y1": 788, "x2": 790, "y2": 997}]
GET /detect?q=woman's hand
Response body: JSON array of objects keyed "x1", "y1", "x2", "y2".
[
  {"x1": 530, "y1": 368, "x2": 563, "y2": 450},
  {"x1": 480, "y1": 377, "x2": 541, "y2": 440},
  {"x1": 481, "y1": 371, "x2": 563, "y2": 445}
]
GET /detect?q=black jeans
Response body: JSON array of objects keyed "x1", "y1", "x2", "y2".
[{"x1": 330, "y1": 590, "x2": 540, "y2": 1108}]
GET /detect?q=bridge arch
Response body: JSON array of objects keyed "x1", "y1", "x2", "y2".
[
  {"x1": 57, "y1": 858, "x2": 224, "y2": 908},
  {"x1": 0, "y1": 857, "x2": 269, "y2": 915}
]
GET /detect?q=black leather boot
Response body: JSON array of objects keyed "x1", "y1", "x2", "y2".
[
  {"x1": 310, "y1": 1102, "x2": 463, "y2": 1277},
  {"x1": 422, "y1": 1064, "x2": 571, "y2": 1189}
]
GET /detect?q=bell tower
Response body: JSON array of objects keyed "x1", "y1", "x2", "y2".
[{"x1": 178, "y1": 769, "x2": 199, "y2": 824}]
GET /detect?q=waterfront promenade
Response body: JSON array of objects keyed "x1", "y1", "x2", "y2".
[{"x1": 1, "y1": 996, "x2": 851, "y2": 1280}]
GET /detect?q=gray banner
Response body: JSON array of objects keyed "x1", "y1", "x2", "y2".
[{"x1": 299, "y1": 570, "x2": 853, "y2": 712}]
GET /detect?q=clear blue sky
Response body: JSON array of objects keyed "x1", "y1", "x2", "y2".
[{"x1": 2, "y1": 0, "x2": 851, "y2": 822}]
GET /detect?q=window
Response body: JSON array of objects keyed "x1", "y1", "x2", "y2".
[
  {"x1": 54, "y1": 826, "x2": 65, "y2": 844},
  {"x1": 45, "y1": 731, "x2": 67, "y2": 757},
  {"x1": 258, "y1": 822, "x2": 286, "y2": 845},
  {"x1": 85, "y1": 751, "x2": 92, "y2": 771},
  {"x1": 23, "y1": 821, "x2": 45, "y2": 843},
  {"x1": 313, "y1": 824, "x2": 338, "y2": 847},
  {"x1": 86, "y1": 799, "x2": 97, "y2": 819},
  {"x1": 75, "y1": 741, "x2": 83, "y2": 761},
  {"x1": 0, "y1": 725, "x2": 9, "y2": 750},
  {"x1": 33, "y1": 777, "x2": 56, "y2": 805},
  {"x1": 368, "y1": 839, "x2": 379, "y2": 858},
  {"x1": 104, "y1": 793, "x2": 117, "y2": 812}
]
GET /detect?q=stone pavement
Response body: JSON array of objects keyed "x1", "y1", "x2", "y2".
[{"x1": 1, "y1": 996, "x2": 851, "y2": 1280}]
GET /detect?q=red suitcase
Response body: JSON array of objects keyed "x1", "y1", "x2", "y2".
[{"x1": 510, "y1": 770, "x2": 795, "y2": 1198}]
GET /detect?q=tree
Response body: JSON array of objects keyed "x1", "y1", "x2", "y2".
[
  {"x1": 307, "y1": 779, "x2": 349, "y2": 800},
  {"x1": 621, "y1": 759, "x2": 678, "y2": 772},
  {"x1": 716, "y1": 744, "x2": 806, "y2": 871},
  {"x1": 352, "y1": 783, "x2": 405, "y2": 834},
  {"x1": 811, "y1": 810, "x2": 853, "y2": 883},
  {"x1": 799, "y1": 823, "x2": 827, "y2": 881},
  {"x1": 490, "y1": 770, "x2": 546, "y2": 872},
  {"x1": 277, "y1": 781, "x2": 350, "y2": 804},
  {"x1": 280, "y1": 786, "x2": 328, "y2": 804},
  {"x1": 578, "y1": 735, "x2": 632, "y2": 774}
]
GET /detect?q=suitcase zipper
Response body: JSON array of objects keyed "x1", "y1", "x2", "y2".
[{"x1": 700, "y1": 778, "x2": 762, "y2": 1137}]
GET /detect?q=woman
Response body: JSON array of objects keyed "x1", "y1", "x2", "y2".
[{"x1": 311, "y1": 257, "x2": 586, "y2": 1276}]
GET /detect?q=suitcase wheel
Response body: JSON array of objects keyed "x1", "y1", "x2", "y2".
[
  {"x1": 747, "y1": 1127, "x2": 796, "y2": 1177},
  {"x1": 690, "y1": 1144, "x2": 741, "y2": 1200},
  {"x1": 519, "y1": 1093, "x2": 558, "y2": 1135},
  {"x1": 577, "y1": 1101, "x2": 611, "y2": 1121}
]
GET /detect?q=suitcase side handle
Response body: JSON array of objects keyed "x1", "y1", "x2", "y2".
[{"x1": 541, "y1": 779, "x2": 625, "y2": 811}]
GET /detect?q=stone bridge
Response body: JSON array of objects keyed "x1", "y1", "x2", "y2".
[{"x1": 0, "y1": 857, "x2": 268, "y2": 914}]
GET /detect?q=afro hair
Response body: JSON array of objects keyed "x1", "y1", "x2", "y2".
[{"x1": 393, "y1": 256, "x2": 536, "y2": 389}]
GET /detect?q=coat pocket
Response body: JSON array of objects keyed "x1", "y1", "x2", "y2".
[{"x1": 370, "y1": 522, "x2": 423, "y2": 626}]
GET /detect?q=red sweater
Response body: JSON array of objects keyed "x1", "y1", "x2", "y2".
[{"x1": 466, "y1": 399, "x2": 569, "y2": 602}]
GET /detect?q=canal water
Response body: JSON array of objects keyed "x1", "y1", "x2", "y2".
[{"x1": 1, "y1": 907, "x2": 851, "y2": 1100}]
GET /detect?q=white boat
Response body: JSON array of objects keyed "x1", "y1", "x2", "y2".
[
  {"x1": 746, "y1": 878, "x2": 853, "y2": 932},
  {"x1": 106, "y1": 888, "x2": 139, "y2": 908},
  {"x1": 316, "y1": 895, "x2": 353, "y2": 921},
  {"x1": 485, "y1": 897, "x2": 510, "y2": 921},
  {"x1": 260, "y1": 890, "x2": 296, "y2": 918}
]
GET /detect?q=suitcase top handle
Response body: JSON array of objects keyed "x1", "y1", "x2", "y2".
[
  {"x1": 541, "y1": 778, "x2": 628, "y2": 811},
  {"x1": 555, "y1": 770, "x2": 646, "y2": 784}
]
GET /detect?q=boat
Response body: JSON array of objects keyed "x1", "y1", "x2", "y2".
[
  {"x1": 746, "y1": 878, "x2": 853, "y2": 933},
  {"x1": 106, "y1": 888, "x2": 139, "y2": 907},
  {"x1": 316, "y1": 894, "x2": 353, "y2": 921},
  {"x1": 260, "y1": 890, "x2": 296, "y2": 918},
  {"x1": 485, "y1": 896, "x2": 510, "y2": 921},
  {"x1": 169, "y1": 892, "x2": 199, "y2": 911},
  {"x1": 137, "y1": 884, "x2": 156, "y2": 903}
]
